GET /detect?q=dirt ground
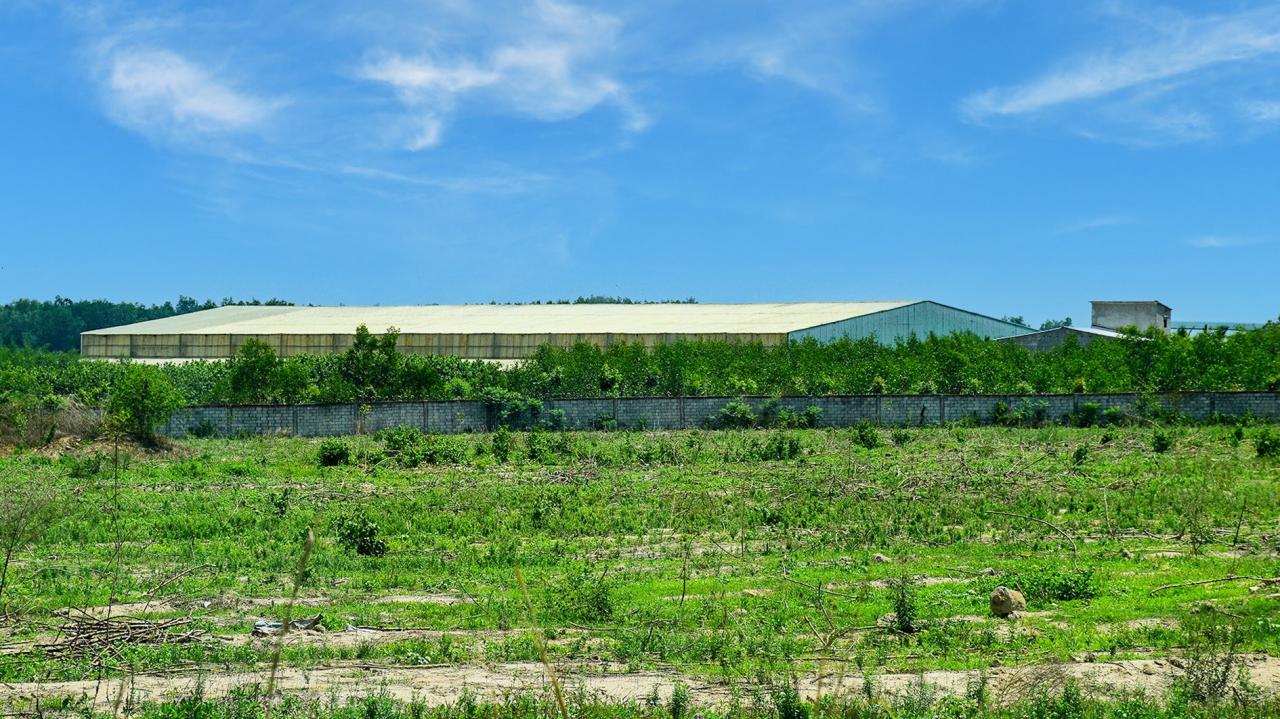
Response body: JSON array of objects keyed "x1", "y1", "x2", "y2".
[{"x1": 4, "y1": 655, "x2": 1279, "y2": 712}]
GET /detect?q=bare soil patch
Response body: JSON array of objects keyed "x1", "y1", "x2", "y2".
[{"x1": 6, "y1": 656, "x2": 1279, "y2": 711}]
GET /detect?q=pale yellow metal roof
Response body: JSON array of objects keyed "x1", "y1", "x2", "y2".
[{"x1": 85, "y1": 302, "x2": 918, "y2": 336}]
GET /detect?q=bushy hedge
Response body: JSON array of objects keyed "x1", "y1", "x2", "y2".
[
  {"x1": 2, "y1": 321, "x2": 1279, "y2": 411},
  {"x1": 504, "y1": 324, "x2": 1280, "y2": 397}
]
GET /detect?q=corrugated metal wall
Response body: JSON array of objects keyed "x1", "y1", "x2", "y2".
[
  {"x1": 82, "y1": 331, "x2": 793, "y2": 360},
  {"x1": 788, "y1": 302, "x2": 1028, "y2": 344}
]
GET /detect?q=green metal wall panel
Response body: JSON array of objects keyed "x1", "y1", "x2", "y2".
[{"x1": 787, "y1": 301, "x2": 1030, "y2": 345}]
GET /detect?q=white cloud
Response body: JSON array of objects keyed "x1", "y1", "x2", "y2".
[
  {"x1": 406, "y1": 115, "x2": 445, "y2": 151},
  {"x1": 1240, "y1": 99, "x2": 1280, "y2": 122},
  {"x1": 338, "y1": 165, "x2": 550, "y2": 194},
  {"x1": 963, "y1": 6, "x2": 1280, "y2": 120},
  {"x1": 102, "y1": 47, "x2": 278, "y2": 137},
  {"x1": 359, "y1": 0, "x2": 643, "y2": 150},
  {"x1": 1186, "y1": 235, "x2": 1265, "y2": 248},
  {"x1": 686, "y1": 4, "x2": 894, "y2": 113},
  {"x1": 1053, "y1": 215, "x2": 1138, "y2": 236}
]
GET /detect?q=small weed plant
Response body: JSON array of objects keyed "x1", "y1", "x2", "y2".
[{"x1": 888, "y1": 575, "x2": 918, "y2": 633}]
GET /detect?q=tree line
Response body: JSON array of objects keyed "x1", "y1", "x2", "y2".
[
  {"x1": 2, "y1": 321, "x2": 1278, "y2": 415},
  {"x1": 0, "y1": 296, "x2": 293, "y2": 352}
]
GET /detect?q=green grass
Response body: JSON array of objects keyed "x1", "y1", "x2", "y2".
[{"x1": 0, "y1": 426, "x2": 1277, "y2": 691}]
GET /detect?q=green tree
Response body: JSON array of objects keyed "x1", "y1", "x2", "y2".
[
  {"x1": 218, "y1": 339, "x2": 281, "y2": 404},
  {"x1": 341, "y1": 325, "x2": 401, "y2": 402},
  {"x1": 105, "y1": 364, "x2": 184, "y2": 443}
]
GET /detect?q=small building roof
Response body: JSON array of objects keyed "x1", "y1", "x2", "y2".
[
  {"x1": 1090, "y1": 299, "x2": 1172, "y2": 312},
  {"x1": 995, "y1": 325, "x2": 1123, "y2": 342}
]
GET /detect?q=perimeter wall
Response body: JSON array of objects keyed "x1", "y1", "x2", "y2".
[{"x1": 160, "y1": 392, "x2": 1280, "y2": 437}]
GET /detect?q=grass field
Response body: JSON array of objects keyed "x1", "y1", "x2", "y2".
[{"x1": 1, "y1": 424, "x2": 1278, "y2": 716}]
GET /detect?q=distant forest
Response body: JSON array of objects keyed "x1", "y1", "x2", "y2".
[{"x1": 0, "y1": 297, "x2": 293, "y2": 352}]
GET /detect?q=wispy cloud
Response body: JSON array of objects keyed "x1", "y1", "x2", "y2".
[
  {"x1": 358, "y1": 0, "x2": 644, "y2": 150},
  {"x1": 1240, "y1": 99, "x2": 1280, "y2": 122},
  {"x1": 1054, "y1": 215, "x2": 1138, "y2": 236},
  {"x1": 685, "y1": 3, "x2": 920, "y2": 113},
  {"x1": 961, "y1": 5, "x2": 1280, "y2": 143},
  {"x1": 338, "y1": 165, "x2": 551, "y2": 194},
  {"x1": 1186, "y1": 235, "x2": 1266, "y2": 248},
  {"x1": 964, "y1": 6, "x2": 1280, "y2": 120},
  {"x1": 101, "y1": 47, "x2": 279, "y2": 137}
]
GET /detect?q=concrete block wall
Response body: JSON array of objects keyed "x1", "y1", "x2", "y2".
[
  {"x1": 164, "y1": 406, "x2": 228, "y2": 437},
  {"x1": 617, "y1": 398, "x2": 683, "y2": 429},
  {"x1": 544, "y1": 399, "x2": 615, "y2": 430},
  {"x1": 427, "y1": 401, "x2": 488, "y2": 434},
  {"x1": 879, "y1": 396, "x2": 941, "y2": 426},
  {"x1": 363, "y1": 403, "x2": 424, "y2": 434},
  {"x1": 228, "y1": 406, "x2": 294, "y2": 436},
  {"x1": 162, "y1": 391, "x2": 1280, "y2": 438},
  {"x1": 682, "y1": 397, "x2": 731, "y2": 428},
  {"x1": 1212, "y1": 392, "x2": 1280, "y2": 420},
  {"x1": 941, "y1": 396, "x2": 1004, "y2": 423},
  {"x1": 297, "y1": 404, "x2": 354, "y2": 436}
]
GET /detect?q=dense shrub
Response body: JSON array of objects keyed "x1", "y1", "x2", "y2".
[
  {"x1": 376, "y1": 425, "x2": 469, "y2": 466},
  {"x1": 491, "y1": 426, "x2": 513, "y2": 463},
  {"x1": 214, "y1": 339, "x2": 313, "y2": 404},
  {"x1": 760, "y1": 431, "x2": 803, "y2": 460},
  {"x1": 854, "y1": 421, "x2": 882, "y2": 449},
  {"x1": 556, "y1": 566, "x2": 615, "y2": 622},
  {"x1": 985, "y1": 567, "x2": 1098, "y2": 602},
  {"x1": 1255, "y1": 427, "x2": 1279, "y2": 458},
  {"x1": 992, "y1": 399, "x2": 1048, "y2": 427},
  {"x1": 334, "y1": 512, "x2": 388, "y2": 557},
  {"x1": 1152, "y1": 430, "x2": 1174, "y2": 453},
  {"x1": 317, "y1": 439, "x2": 354, "y2": 467},
  {"x1": 1070, "y1": 402, "x2": 1103, "y2": 427},
  {"x1": 1102, "y1": 407, "x2": 1129, "y2": 426},
  {"x1": 716, "y1": 400, "x2": 756, "y2": 429}
]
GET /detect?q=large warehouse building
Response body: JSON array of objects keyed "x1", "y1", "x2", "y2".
[{"x1": 80, "y1": 301, "x2": 1031, "y2": 361}]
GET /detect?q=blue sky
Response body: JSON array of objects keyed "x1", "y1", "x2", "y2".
[{"x1": 2, "y1": 0, "x2": 1278, "y2": 326}]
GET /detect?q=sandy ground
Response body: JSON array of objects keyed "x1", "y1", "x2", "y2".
[
  {"x1": 3, "y1": 655, "x2": 1278, "y2": 711},
  {"x1": 72, "y1": 592, "x2": 471, "y2": 619}
]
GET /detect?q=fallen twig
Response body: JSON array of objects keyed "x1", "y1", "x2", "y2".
[
  {"x1": 780, "y1": 575, "x2": 863, "y2": 602},
  {"x1": 1149, "y1": 575, "x2": 1280, "y2": 595},
  {"x1": 983, "y1": 510, "x2": 1078, "y2": 557},
  {"x1": 144, "y1": 563, "x2": 214, "y2": 597},
  {"x1": 37, "y1": 615, "x2": 206, "y2": 663}
]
